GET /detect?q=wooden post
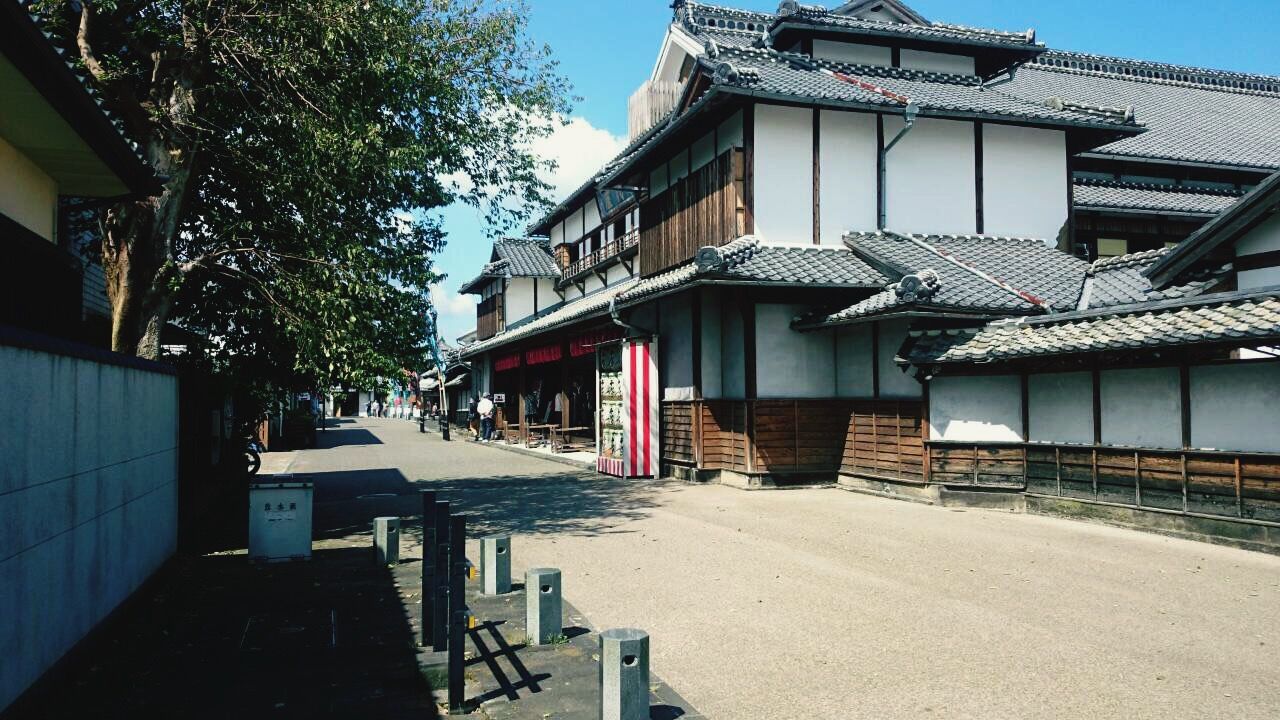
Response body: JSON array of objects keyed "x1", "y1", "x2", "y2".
[
  {"x1": 518, "y1": 355, "x2": 527, "y2": 444},
  {"x1": 1134, "y1": 450, "x2": 1142, "y2": 508},
  {"x1": 1235, "y1": 457, "x2": 1244, "y2": 518},
  {"x1": 1055, "y1": 446, "x2": 1062, "y2": 497},
  {"x1": 560, "y1": 340, "x2": 570, "y2": 430},
  {"x1": 1180, "y1": 452, "x2": 1189, "y2": 513},
  {"x1": 1179, "y1": 364, "x2": 1191, "y2": 449},
  {"x1": 694, "y1": 400, "x2": 704, "y2": 470}
]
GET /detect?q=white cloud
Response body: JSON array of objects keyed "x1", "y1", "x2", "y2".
[
  {"x1": 531, "y1": 116, "x2": 626, "y2": 199},
  {"x1": 431, "y1": 283, "x2": 475, "y2": 320}
]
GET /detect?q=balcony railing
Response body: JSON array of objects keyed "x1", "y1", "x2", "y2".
[{"x1": 559, "y1": 229, "x2": 639, "y2": 280}]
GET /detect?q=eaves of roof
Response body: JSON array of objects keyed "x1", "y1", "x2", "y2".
[{"x1": 2, "y1": 3, "x2": 160, "y2": 196}]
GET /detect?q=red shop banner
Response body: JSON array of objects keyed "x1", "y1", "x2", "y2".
[
  {"x1": 524, "y1": 343, "x2": 562, "y2": 366},
  {"x1": 494, "y1": 353, "x2": 521, "y2": 372},
  {"x1": 569, "y1": 328, "x2": 622, "y2": 357}
]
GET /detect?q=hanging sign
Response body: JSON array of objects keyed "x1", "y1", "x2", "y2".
[
  {"x1": 494, "y1": 353, "x2": 521, "y2": 372},
  {"x1": 524, "y1": 343, "x2": 563, "y2": 366}
]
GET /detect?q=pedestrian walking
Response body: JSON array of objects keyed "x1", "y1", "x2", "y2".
[{"x1": 477, "y1": 393, "x2": 495, "y2": 442}]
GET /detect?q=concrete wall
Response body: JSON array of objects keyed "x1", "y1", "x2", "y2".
[
  {"x1": 755, "y1": 304, "x2": 836, "y2": 398},
  {"x1": 1100, "y1": 367, "x2": 1181, "y2": 449},
  {"x1": 883, "y1": 117, "x2": 976, "y2": 236},
  {"x1": 900, "y1": 49, "x2": 975, "y2": 75},
  {"x1": 813, "y1": 40, "x2": 891, "y2": 66},
  {"x1": 982, "y1": 124, "x2": 1068, "y2": 240},
  {"x1": 819, "y1": 110, "x2": 879, "y2": 245},
  {"x1": 929, "y1": 375, "x2": 1023, "y2": 442},
  {"x1": 0, "y1": 135, "x2": 58, "y2": 241},
  {"x1": 1190, "y1": 362, "x2": 1280, "y2": 452},
  {"x1": 835, "y1": 324, "x2": 875, "y2": 397},
  {"x1": 1027, "y1": 371, "x2": 1093, "y2": 444},
  {"x1": 753, "y1": 104, "x2": 814, "y2": 245},
  {"x1": 0, "y1": 341, "x2": 179, "y2": 710},
  {"x1": 876, "y1": 319, "x2": 921, "y2": 398},
  {"x1": 1237, "y1": 212, "x2": 1280, "y2": 289}
]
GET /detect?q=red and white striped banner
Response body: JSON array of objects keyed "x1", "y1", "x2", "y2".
[{"x1": 621, "y1": 339, "x2": 660, "y2": 478}]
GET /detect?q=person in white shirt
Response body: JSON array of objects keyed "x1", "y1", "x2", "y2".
[{"x1": 477, "y1": 393, "x2": 495, "y2": 442}]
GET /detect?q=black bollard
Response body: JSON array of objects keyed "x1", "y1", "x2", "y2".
[
  {"x1": 448, "y1": 514, "x2": 468, "y2": 713},
  {"x1": 419, "y1": 490, "x2": 436, "y2": 647},
  {"x1": 432, "y1": 501, "x2": 451, "y2": 652}
]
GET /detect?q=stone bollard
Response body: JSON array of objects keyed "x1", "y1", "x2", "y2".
[
  {"x1": 480, "y1": 534, "x2": 512, "y2": 595},
  {"x1": 525, "y1": 567, "x2": 562, "y2": 645},
  {"x1": 599, "y1": 628, "x2": 649, "y2": 720},
  {"x1": 373, "y1": 516, "x2": 400, "y2": 565}
]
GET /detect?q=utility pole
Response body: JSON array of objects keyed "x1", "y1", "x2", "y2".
[{"x1": 424, "y1": 303, "x2": 450, "y2": 441}]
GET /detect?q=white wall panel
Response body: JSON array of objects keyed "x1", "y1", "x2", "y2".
[
  {"x1": 549, "y1": 222, "x2": 564, "y2": 247},
  {"x1": 568, "y1": 207, "x2": 585, "y2": 242},
  {"x1": 534, "y1": 279, "x2": 556, "y2": 313},
  {"x1": 0, "y1": 136, "x2": 57, "y2": 241},
  {"x1": 721, "y1": 301, "x2": 745, "y2": 398},
  {"x1": 1100, "y1": 368, "x2": 1181, "y2": 449},
  {"x1": 876, "y1": 319, "x2": 921, "y2": 398},
  {"x1": 755, "y1": 304, "x2": 835, "y2": 398},
  {"x1": 819, "y1": 110, "x2": 879, "y2": 245},
  {"x1": 661, "y1": 296, "x2": 694, "y2": 399},
  {"x1": 1237, "y1": 213, "x2": 1280, "y2": 289},
  {"x1": 605, "y1": 263, "x2": 630, "y2": 285},
  {"x1": 813, "y1": 40, "x2": 892, "y2": 66},
  {"x1": 700, "y1": 289, "x2": 723, "y2": 398},
  {"x1": 650, "y1": 163, "x2": 668, "y2": 196},
  {"x1": 836, "y1": 324, "x2": 875, "y2": 397},
  {"x1": 900, "y1": 49, "x2": 975, "y2": 75},
  {"x1": 692, "y1": 131, "x2": 715, "y2": 171},
  {"x1": 717, "y1": 110, "x2": 744, "y2": 154},
  {"x1": 930, "y1": 375, "x2": 1023, "y2": 442},
  {"x1": 584, "y1": 199, "x2": 602, "y2": 232},
  {"x1": 1190, "y1": 362, "x2": 1280, "y2": 452},
  {"x1": 753, "y1": 104, "x2": 814, "y2": 245},
  {"x1": 504, "y1": 278, "x2": 536, "y2": 322},
  {"x1": 983, "y1": 124, "x2": 1067, "y2": 240},
  {"x1": 670, "y1": 148, "x2": 691, "y2": 183},
  {"x1": 1028, "y1": 371, "x2": 1093, "y2": 444},
  {"x1": 884, "y1": 117, "x2": 976, "y2": 236}
]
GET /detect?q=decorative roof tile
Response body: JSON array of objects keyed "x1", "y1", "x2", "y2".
[
  {"x1": 777, "y1": 5, "x2": 1040, "y2": 50},
  {"x1": 905, "y1": 291, "x2": 1280, "y2": 365},
  {"x1": 1074, "y1": 179, "x2": 1243, "y2": 216}
]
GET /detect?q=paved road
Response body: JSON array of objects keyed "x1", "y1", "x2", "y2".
[{"x1": 298, "y1": 418, "x2": 1280, "y2": 720}]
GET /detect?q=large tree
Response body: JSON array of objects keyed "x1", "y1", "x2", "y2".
[{"x1": 37, "y1": 0, "x2": 569, "y2": 382}]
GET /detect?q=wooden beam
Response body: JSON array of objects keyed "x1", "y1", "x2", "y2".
[
  {"x1": 742, "y1": 299, "x2": 757, "y2": 400},
  {"x1": 1179, "y1": 364, "x2": 1192, "y2": 449},
  {"x1": 871, "y1": 321, "x2": 881, "y2": 399},
  {"x1": 875, "y1": 114, "x2": 885, "y2": 229},
  {"x1": 743, "y1": 104, "x2": 755, "y2": 235},
  {"x1": 974, "y1": 121, "x2": 984, "y2": 235},
  {"x1": 813, "y1": 108, "x2": 821, "y2": 245}
]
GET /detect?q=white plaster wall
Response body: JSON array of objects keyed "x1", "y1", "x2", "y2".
[
  {"x1": 753, "y1": 104, "x2": 814, "y2": 245},
  {"x1": 1028, "y1": 371, "x2": 1093, "y2": 444},
  {"x1": 900, "y1": 49, "x2": 975, "y2": 75},
  {"x1": 605, "y1": 264, "x2": 631, "y2": 286},
  {"x1": 1100, "y1": 367, "x2": 1181, "y2": 449},
  {"x1": 660, "y1": 296, "x2": 694, "y2": 399},
  {"x1": 650, "y1": 163, "x2": 669, "y2": 196},
  {"x1": 0, "y1": 135, "x2": 57, "y2": 241},
  {"x1": 721, "y1": 302, "x2": 746, "y2": 398},
  {"x1": 717, "y1": 110, "x2": 744, "y2": 154},
  {"x1": 584, "y1": 199, "x2": 602, "y2": 232},
  {"x1": 564, "y1": 284, "x2": 584, "y2": 301},
  {"x1": 813, "y1": 40, "x2": 892, "y2": 66},
  {"x1": 819, "y1": 110, "x2": 879, "y2": 245},
  {"x1": 1237, "y1": 213, "x2": 1280, "y2": 289},
  {"x1": 0, "y1": 345, "x2": 178, "y2": 710},
  {"x1": 884, "y1": 117, "x2": 976, "y2": 236},
  {"x1": 1190, "y1": 362, "x2": 1280, "y2": 452},
  {"x1": 583, "y1": 273, "x2": 605, "y2": 295},
  {"x1": 550, "y1": 222, "x2": 564, "y2": 247},
  {"x1": 930, "y1": 375, "x2": 1023, "y2": 442},
  {"x1": 836, "y1": 324, "x2": 875, "y2": 397},
  {"x1": 700, "y1": 289, "x2": 723, "y2": 398},
  {"x1": 568, "y1": 206, "x2": 586, "y2": 242},
  {"x1": 755, "y1": 304, "x2": 835, "y2": 398},
  {"x1": 983, "y1": 124, "x2": 1068, "y2": 240},
  {"x1": 534, "y1": 278, "x2": 556, "y2": 313},
  {"x1": 877, "y1": 319, "x2": 921, "y2": 398},
  {"x1": 504, "y1": 278, "x2": 536, "y2": 323}
]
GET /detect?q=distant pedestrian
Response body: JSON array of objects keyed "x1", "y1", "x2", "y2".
[
  {"x1": 373, "y1": 399, "x2": 381, "y2": 418},
  {"x1": 467, "y1": 396, "x2": 480, "y2": 440},
  {"x1": 477, "y1": 393, "x2": 495, "y2": 442},
  {"x1": 366, "y1": 400, "x2": 372, "y2": 417}
]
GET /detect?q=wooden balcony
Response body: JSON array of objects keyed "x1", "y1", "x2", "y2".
[
  {"x1": 559, "y1": 229, "x2": 639, "y2": 281},
  {"x1": 639, "y1": 147, "x2": 749, "y2": 277}
]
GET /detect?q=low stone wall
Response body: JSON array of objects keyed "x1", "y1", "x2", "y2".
[{"x1": 0, "y1": 328, "x2": 179, "y2": 710}]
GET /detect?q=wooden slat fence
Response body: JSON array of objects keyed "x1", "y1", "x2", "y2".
[
  {"x1": 639, "y1": 148, "x2": 747, "y2": 277},
  {"x1": 841, "y1": 400, "x2": 926, "y2": 484}
]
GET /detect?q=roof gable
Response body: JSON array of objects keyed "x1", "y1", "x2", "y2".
[
  {"x1": 832, "y1": 0, "x2": 928, "y2": 25},
  {"x1": 1144, "y1": 171, "x2": 1280, "y2": 287}
]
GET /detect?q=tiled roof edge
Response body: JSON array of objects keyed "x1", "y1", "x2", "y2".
[{"x1": 1029, "y1": 50, "x2": 1280, "y2": 98}]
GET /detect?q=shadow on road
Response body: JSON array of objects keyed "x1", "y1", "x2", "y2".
[{"x1": 4, "y1": 547, "x2": 436, "y2": 720}]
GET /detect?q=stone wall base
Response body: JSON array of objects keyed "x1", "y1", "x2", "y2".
[{"x1": 662, "y1": 464, "x2": 834, "y2": 490}]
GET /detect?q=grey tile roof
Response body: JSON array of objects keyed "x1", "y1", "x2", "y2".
[
  {"x1": 905, "y1": 291, "x2": 1280, "y2": 365},
  {"x1": 1083, "y1": 249, "x2": 1227, "y2": 310},
  {"x1": 1008, "y1": 54, "x2": 1280, "y2": 169},
  {"x1": 493, "y1": 238, "x2": 559, "y2": 277},
  {"x1": 778, "y1": 6, "x2": 1040, "y2": 50},
  {"x1": 802, "y1": 231, "x2": 1089, "y2": 328},
  {"x1": 1074, "y1": 179, "x2": 1242, "y2": 216},
  {"x1": 709, "y1": 46, "x2": 1141, "y2": 131},
  {"x1": 458, "y1": 280, "x2": 637, "y2": 358},
  {"x1": 617, "y1": 236, "x2": 887, "y2": 306}
]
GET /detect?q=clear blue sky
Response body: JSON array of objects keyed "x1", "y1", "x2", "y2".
[{"x1": 432, "y1": 0, "x2": 1280, "y2": 342}]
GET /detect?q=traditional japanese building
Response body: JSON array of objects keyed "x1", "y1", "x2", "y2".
[{"x1": 455, "y1": 0, "x2": 1279, "y2": 549}]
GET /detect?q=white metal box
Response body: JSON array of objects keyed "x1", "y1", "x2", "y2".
[{"x1": 248, "y1": 478, "x2": 314, "y2": 562}]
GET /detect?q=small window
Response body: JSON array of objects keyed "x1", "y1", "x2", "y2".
[{"x1": 1096, "y1": 238, "x2": 1128, "y2": 258}]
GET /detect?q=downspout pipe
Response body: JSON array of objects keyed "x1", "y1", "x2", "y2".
[{"x1": 878, "y1": 102, "x2": 920, "y2": 230}]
